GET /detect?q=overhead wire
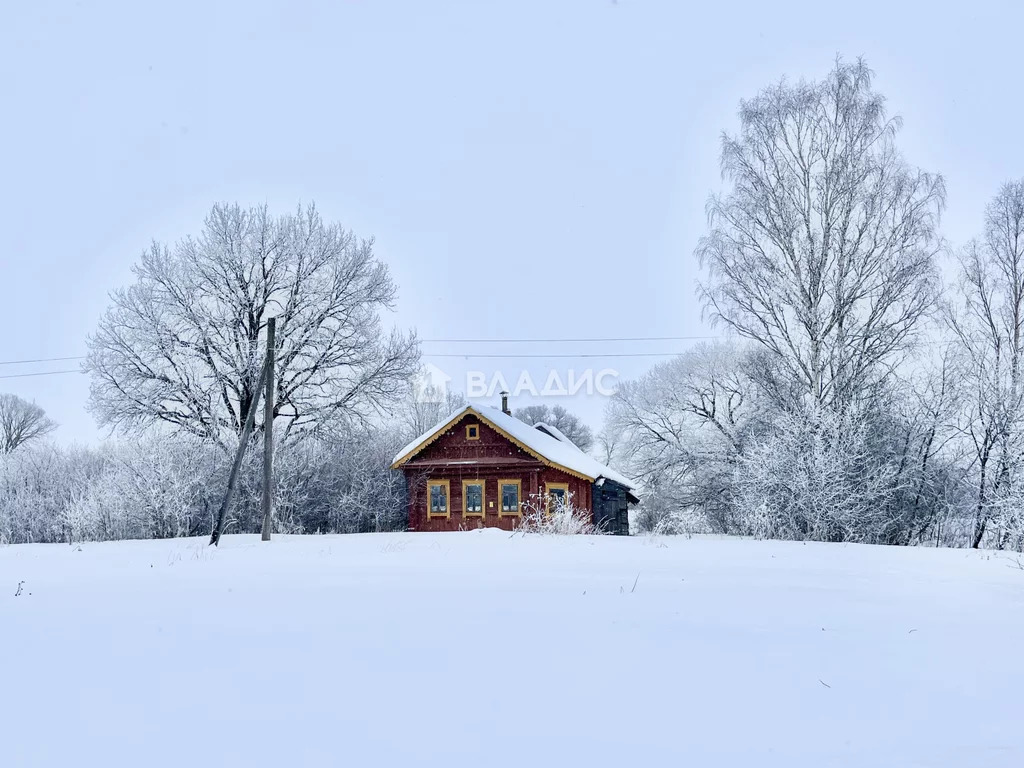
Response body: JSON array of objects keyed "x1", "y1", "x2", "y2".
[
  {"x1": 419, "y1": 336, "x2": 720, "y2": 343},
  {"x1": 0, "y1": 369, "x2": 82, "y2": 380},
  {"x1": 0, "y1": 335, "x2": 721, "y2": 378},
  {"x1": 0, "y1": 355, "x2": 87, "y2": 366}
]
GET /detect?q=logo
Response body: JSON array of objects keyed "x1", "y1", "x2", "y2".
[
  {"x1": 415, "y1": 364, "x2": 619, "y2": 400},
  {"x1": 465, "y1": 369, "x2": 619, "y2": 398}
]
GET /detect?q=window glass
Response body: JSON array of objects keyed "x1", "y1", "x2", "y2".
[
  {"x1": 501, "y1": 483, "x2": 519, "y2": 512},
  {"x1": 465, "y1": 483, "x2": 483, "y2": 513},
  {"x1": 430, "y1": 483, "x2": 447, "y2": 513}
]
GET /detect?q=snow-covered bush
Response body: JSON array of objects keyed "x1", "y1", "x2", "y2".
[
  {"x1": 732, "y1": 404, "x2": 912, "y2": 543},
  {"x1": 516, "y1": 492, "x2": 599, "y2": 535},
  {"x1": 0, "y1": 444, "x2": 105, "y2": 544},
  {"x1": 64, "y1": 438, "x2": 220, "y2": 542},
  {"x1": 649, "y1": 508, "x2": 712, "y2": 537},
  {"x1": 0, "y1": 425, "x2": 408, "y2": 544},
  {"x1": 976, "y1": 475, "x2": 1024, "y2": 552},
  {"x1": 238, "y1": 427, "x2": 407, "y2": 535}
]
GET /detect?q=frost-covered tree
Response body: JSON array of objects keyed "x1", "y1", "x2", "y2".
[
  {"x1": 734, "y1": 405, "x2": 893, "y2": 542},
  {"x1": 733, "y1": 380, "x2": 957, "y2": 545},
  {"x1": 0, "y1": 429, "x2": 410, "y2": 545},
  {"x1": 233, "y1": 427, "x2": 409, "y2": 535},
  {"x1": 399, "y1": 380, "x2": 466, "y2": 441},
  {"x1": 512, "y1": 404, "x2": 594, "y2": 451},
  {"x1": 610, "y1": 338, "x2": 957, "y2": 542},
  {"x1": 86, "y1": 203, "x2": 419, "y2": 449},
  {"x1": 0, "y1": 444, "x2": 103, "y2": 544},
  {"x1": 608, "y1": 344, "x2": 757, "y2": 533},
  {"x1": 66, "y1": 438, "x2": 220, "y2": 541},
  {"x1": 698, "y1": 58, "x2": 944, "y2": 412},
  {"x1": 947, "y1": 180, "x2": 1024, "y2": 549},
  {"x1": 0, "y1": 393, "x2": 57, "y2": 453},
  {"x1": 594, "y1": 421, "x2": 626, "y2": 468},
  {"x1": 679, "y1": 58, "x2": 956, "y2": 545}
]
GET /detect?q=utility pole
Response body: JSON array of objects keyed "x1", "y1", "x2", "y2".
[
  {"x1": 261, "y1": 317, "x2": 276, "y2": 541},
  {"x1": 210, "y1": 359, "x2": 268, "y2": 546}
]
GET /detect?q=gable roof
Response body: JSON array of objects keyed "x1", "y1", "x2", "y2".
[
  {"x1": 391, "y1": 404, "x2": 636, "y2": 490},
  {"x1": 533, "y1": 422, "x2": 576, "y2": 447}
]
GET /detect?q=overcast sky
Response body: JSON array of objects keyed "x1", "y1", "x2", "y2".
[{"x1": 2, "y1": 0, "x2": 1022, "y2": 444}]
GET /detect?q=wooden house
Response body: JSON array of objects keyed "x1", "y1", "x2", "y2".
[{"x1": 391, "y1": 396, "x2": 638, "y2": 534}]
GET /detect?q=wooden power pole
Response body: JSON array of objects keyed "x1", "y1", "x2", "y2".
[
  {"x1": 260, "y1": 317, "x2": 276, "y2": 541},
  {"x1": 210, "y1": 359, "x2": 268, "y2": 546}
]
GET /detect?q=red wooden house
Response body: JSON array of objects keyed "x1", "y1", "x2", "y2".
[{"x1": 391, "y1": 396, "x2": 638, "y2": 534}]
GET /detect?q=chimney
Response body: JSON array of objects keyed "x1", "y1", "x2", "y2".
[{"x1": 500, "y1": 390, "x2": 511, "y2": 416}]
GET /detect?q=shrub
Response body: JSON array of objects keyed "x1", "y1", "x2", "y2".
[{"x1": 515, "y1": 492, "x2": 599, "y2": 535}]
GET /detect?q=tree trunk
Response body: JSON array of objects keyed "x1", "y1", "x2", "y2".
[{"x1": 261, "y1": 318, "x2": 276, "y2": 541}]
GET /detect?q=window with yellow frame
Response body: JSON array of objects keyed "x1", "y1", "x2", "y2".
[
  {"x1": 545, "y1": 482, "x2": 570, "y2": 513},
  {"x1": 462, "y1": 479, "x2": 484, "y2": 516},
  {"x1": 426, "y1": 479, "x2": 450, "y2": 519},
  {"x1": 498, "y1": 479, "x2": 522, "y2": 516},
  {"x1": 465, "y1": 423, "x2": 480, "y2": 440}
]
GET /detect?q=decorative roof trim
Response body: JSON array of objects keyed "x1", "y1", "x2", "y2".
[{"x1": 390, "y1": 406, "x2": 595, "y2": 482}]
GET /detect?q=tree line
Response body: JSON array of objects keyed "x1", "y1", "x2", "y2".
[{"x1": 606, "y1": 59, "x2": 1024, "y2": 551}]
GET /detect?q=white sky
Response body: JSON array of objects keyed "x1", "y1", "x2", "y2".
[{"x1": 2, "y1": 0, "x2": 1022, "y2": 444}]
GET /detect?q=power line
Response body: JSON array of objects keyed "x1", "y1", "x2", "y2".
[
  {"x1": 422, "y1": 352, "x2": 691, "y2": 359},
  {"x1": 0, "y1": 353, "x2": 682, "y2": 377},
  {"x1": 0, "y1": 355, "x2": 86, "y2": 367},
  {"x1": 0, "y1": 338, "x2": 715, "y2": 368},
  {"x1": 0, "y1": 351, "x2": 687, "y2": 379},
  {"x1": 0, "y1": 348, "x2": 696, "y2": 376},
  {"x1": 0, "y1": 369, "x2": 82, "y2": 380},
  {"x1": 420, "y1": 336, "x2": 720, "y2": 344},
  {"x1": 0, "y1": 336, "x2": 956, "y2": 374}
]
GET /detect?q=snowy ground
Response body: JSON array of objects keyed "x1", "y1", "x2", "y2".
[{"x1": 1, "y1": 531, "x2": 1022, "y2": 767}]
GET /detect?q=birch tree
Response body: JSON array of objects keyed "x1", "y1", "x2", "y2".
[
  {"x1": 947, "y1": 180, "x2": 1024, "y2": 549},
  {"x1": 697, "y1": 58, "x2": 944, "y2": 412},
  {"x1": 86, "y1": 203, "x2": 419, "y2": 449}
]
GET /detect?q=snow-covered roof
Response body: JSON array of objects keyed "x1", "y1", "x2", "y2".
[
  {"x1": 532, "y1": 422, "x2": 576, "y2": 447},
  {"x1": 391, "y1": 404, "x2": 636, "y2": 490}
]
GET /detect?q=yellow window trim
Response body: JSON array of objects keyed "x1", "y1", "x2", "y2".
[
  {"x1": 390, "y1": 407, "x2": 595, "y2": 483},
  {"x1": 498, "y1": 478, "x2": 522, "y2": 517},
  {"x1": 426, "y1": 479, "x2": 451, "y2": 520},
  {"x1": 466, "y1": 423, "x2": 480, "y2": 440},
  {"x1": 462, "y1": 479, "x2": 485, "y2": 516},
  {"x1": 545, "y1": 482, "x2": 570, "y2": 513}
]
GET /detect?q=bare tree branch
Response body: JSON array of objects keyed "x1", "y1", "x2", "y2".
[
  {"x1": 696, "y1": 58, "x2": 944, "y2": 412},
  {"x1": 0, "y1": 394, "x2": 57, "y2": 453},
  {"x1": 85, "y1": 202, "x2": 420, "y2": 449}
]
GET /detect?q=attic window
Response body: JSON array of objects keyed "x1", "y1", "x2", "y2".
[{"x1": 466, "y1": 424, "x2": 480, "y2": 440}]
